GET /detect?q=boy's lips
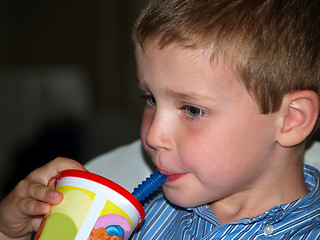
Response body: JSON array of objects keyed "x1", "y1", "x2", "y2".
[
  {"x1": 158, "y1": 169, "x2": 186, "y2": 182},
  {"x1": 166, "y1": 173, "x2": 185, "y2": 182}
]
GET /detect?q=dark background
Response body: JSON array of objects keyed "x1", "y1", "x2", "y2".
[{"x1": 0, "y1": 0, "x2": 148, "y2": 199}]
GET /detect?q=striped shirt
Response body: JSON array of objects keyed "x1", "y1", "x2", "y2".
[{"x1": 129, "y1": 165, "x2": 320, "y2": 239}]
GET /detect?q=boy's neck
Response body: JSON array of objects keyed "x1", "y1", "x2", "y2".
[{"x1": 210, "y1": 148, "x2": 308, "y2": 225}]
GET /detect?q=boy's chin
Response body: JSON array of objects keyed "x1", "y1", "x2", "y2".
[{"x1": 163, "y1": 188, "x2": 208, "y2": 208}]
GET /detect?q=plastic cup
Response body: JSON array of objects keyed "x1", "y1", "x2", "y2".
[{"x1": 34, "y1": 170, "x2": 145, "y2": 240}]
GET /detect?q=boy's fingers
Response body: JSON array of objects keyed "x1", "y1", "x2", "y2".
[
  {"x1": 0, "y1": 158, "x2": 84, "y2": 237},
  {"x1": 45, "y1": 157, "x2": 86, "y2": 175},
  {"x1": 26, "y1": 157, "x2": 86, "y2": 185},
  {"x1": 18, "y1": 198, "x2": 51, "y2": 216},
  {"x1": 30, "y1": 218, "x2": 43, "y2": 232},
  {"x1": 20, "y1": 181, "x2": 63, "y2": 205},
  {"x1": 47, "y1": 177, "x2": 57, "y2": 189}
]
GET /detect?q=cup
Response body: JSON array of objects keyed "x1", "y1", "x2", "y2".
[{"x1": 34, "y1": 170, "x2": 145, "y2": 240}]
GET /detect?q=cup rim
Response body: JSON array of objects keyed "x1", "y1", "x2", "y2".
[{"x1": 55, "y1": 169, "x2": 145, "y2": 226}]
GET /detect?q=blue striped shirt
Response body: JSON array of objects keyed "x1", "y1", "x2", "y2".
[{"x1": 130, "y1": 165, "x2": 320, "y2": 239}]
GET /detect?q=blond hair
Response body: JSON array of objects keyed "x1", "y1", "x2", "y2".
[{"x1": 133, "y1": 0, "x2": 319, "y2": 125}]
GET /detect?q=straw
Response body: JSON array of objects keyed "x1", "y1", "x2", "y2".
[{"x1": 132, "y1": 170, "x2": 167, "y2": 202}]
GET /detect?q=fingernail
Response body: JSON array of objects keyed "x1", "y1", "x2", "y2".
[{"x1": 50, "y1": 191, "x2": 61, "y2": 199}]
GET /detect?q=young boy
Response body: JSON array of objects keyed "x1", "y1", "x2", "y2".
[{"x1": 1, "y1": 0, "x2": 319, "y2": 239}]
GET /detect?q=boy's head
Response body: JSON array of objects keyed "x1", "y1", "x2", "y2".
[
  {"x1": 133, "y1": 0, "x2": 320, "y2": 134},
  {"x1": 133, "y1": 0, "x2": 319, "y2": 210}
]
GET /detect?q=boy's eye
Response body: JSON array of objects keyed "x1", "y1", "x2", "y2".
[
  {"x1": 182, "y1": 105, "x2": 206, "y2": 118},
  {"x1": 147, "y1": 95, "x2": 156, "y2": 106},
  {"x1": 139, "y1": 93, "x2": 156, "y2": 106}
]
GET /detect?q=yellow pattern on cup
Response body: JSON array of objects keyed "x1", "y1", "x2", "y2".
[
  {"x1": 100, "y1": 200, "x2": 135, "y2": 232},
  {"x1": 38, "y1": 186, "x2": 95, "y2": 239},
  {"x1": 57, "y1": 185, "x2": 96, "y2": 201}
]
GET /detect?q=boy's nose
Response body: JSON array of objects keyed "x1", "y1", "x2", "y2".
[{"x1": 145, "y1": 110, "x2": 173, "y2": 151}]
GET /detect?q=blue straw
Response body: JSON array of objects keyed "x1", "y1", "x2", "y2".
[{"x1": 132, "y1": 170, "x2": 167, "y2": 202}]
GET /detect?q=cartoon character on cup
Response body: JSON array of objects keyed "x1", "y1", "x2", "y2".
[
  {"x1": 90, "y1": 225, "x2": 124, "y2": 240},
  {"x1": 89, "y1": 214, "x2": 131, "y2": 240}
]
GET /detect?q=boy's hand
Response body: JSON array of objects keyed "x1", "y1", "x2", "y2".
[{"x1": 0, "y1": 157, "x2": 86, "y2": 239}]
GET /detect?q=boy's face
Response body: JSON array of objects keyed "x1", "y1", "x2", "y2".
[{"x1": 136, "y1": 42, "x2": 279, "y2": 208}]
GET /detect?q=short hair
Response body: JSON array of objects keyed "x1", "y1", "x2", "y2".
[{"x1": 133, "y1": 0, "x2": 319, "y2": 120}]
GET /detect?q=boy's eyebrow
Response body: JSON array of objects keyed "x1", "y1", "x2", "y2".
[
  {"x1": 165, "y1": 89, "x2": 203, "y2": 101},
  {"x1": 136, "y1": 77, "x2": 215, "y2": 101}
]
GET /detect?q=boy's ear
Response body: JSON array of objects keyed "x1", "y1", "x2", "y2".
[{"x1": 277, "y1": 90, "x2": 319, "y2": 147}]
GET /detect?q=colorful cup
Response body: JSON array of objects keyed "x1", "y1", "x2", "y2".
[{"x1": 35, "y1": 170, "x2": 145, "y2": 240}]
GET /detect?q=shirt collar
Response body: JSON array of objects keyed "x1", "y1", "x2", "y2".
[{"x1": 188, "y1": 164, "x2": 320, "y2": 226}]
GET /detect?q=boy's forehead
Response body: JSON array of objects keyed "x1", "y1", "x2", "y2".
[
  {"x1": 136, "y1": 41, "x2": 210, "y2": 72},
  {"x1": 135, "y1": 40, "x2": 240, "y2": 81},
  {"x1": 135, "y1": 40, "x2": 244, "y2": 97}
]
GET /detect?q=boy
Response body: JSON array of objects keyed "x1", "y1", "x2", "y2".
[{"x1": 0, "y1": 0, "x2": 319, "y2": 239}]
